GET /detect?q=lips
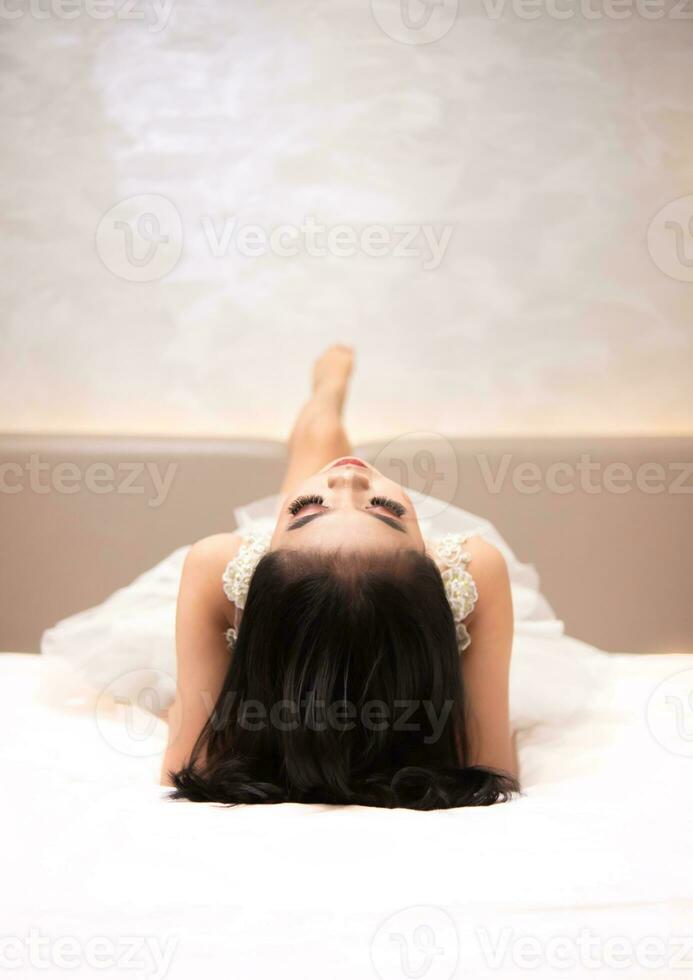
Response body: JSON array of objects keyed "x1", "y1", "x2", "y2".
[{"x1": 330, "y1": 457, "x2": 368, "y2": 469}]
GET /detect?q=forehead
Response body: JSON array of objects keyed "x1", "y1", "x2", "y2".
[{"x1": 274, "y1": 507, "x2": 416, "y2": 549}]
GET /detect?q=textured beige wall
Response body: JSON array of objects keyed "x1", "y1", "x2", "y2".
[{"x1": 1, "y1": 2, "x2": 692, "y2": 440}]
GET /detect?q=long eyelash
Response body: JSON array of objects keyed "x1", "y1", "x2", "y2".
[
  {"x1": 288, "y1": 493, "x2": 324, "y2": 516},
  {"x1": 370, "y1": 495, "x2": 406, "y2": 518}
]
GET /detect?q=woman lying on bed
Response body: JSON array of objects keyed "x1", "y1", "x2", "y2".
[{"x1": 162, "y1": 345, "x2": 518, "y2": 809}]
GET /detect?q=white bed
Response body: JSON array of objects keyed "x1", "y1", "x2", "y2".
[{"x1": 2, "y1": 632, "x2": 692, "y2": 980}]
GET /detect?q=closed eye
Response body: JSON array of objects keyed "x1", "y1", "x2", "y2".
[
  {"x1": 287, "y1": 493, "x2": 325, "y2": 517},
  {"x1": 367, "y1": 495, "x2": 406, "y2": 519}
]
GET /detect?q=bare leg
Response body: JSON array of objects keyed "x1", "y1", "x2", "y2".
[{"x1": 280, "y1": 345, "x2": 355, "y2": 495}]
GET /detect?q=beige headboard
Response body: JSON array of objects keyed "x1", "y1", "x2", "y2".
[{"x1": 1, "y1": 433, "x2": 691, "y2": 655}]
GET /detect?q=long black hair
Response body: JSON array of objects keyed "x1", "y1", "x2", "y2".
[{"x1": 170, "y1": 547, "x2": 517, "y2": 810}]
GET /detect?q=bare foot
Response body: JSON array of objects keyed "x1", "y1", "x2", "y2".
[{"x1": 312, "y1": 345, "x2": 355, "y2": 410}]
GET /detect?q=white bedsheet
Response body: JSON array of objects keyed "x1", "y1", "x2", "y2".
[{"x1": 1, "y1": 644, "x2": 692, "y2": 980}]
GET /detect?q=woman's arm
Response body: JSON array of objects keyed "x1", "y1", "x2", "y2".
[
  {"x1": 459, "y1": 537, "x2": 517, "y2": 778},
  {"x1": 160, "y1": 533, "x2": 241, "y2": 785}
]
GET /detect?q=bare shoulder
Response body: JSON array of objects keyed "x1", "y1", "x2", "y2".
[
  {"x1": 185, "y1": 532, "x2": 243, "y2": 569},
  {"x1": 465, "y1": 535, "x2": 508, "y2": 576},
  {"x1": 180, "y1": 533, "x2": 244, "y2": 604},
  {"x1": 464, "y1": 536, "x2": 511, "y2": 610}
]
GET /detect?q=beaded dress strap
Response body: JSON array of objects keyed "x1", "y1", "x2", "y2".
[
  {"x1": 431, "y1": 533, "x2": 479, "y2": 651},
  {"x1": 221, "y1": 531, "x2": 271, "y2": 646}
]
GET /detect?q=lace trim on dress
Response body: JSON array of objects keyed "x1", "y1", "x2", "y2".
[
  {"x1": 431, "y1": 533, "x2": 478, "y2": 651},
  {"x1": 222, "y1": 531, "x2": 272, "y2": 647},
  {"x1": 222, "y1": 531, "x2": 272, "y2": 608}
]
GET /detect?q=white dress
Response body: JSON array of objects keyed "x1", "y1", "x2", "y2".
[{"x1": 41, "y1": 492, "x2": 561, "y2": 708}]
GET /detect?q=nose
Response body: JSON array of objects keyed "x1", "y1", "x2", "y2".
[{"x1": 327, "y1": 467, "x2": 370, "y2": 491}]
